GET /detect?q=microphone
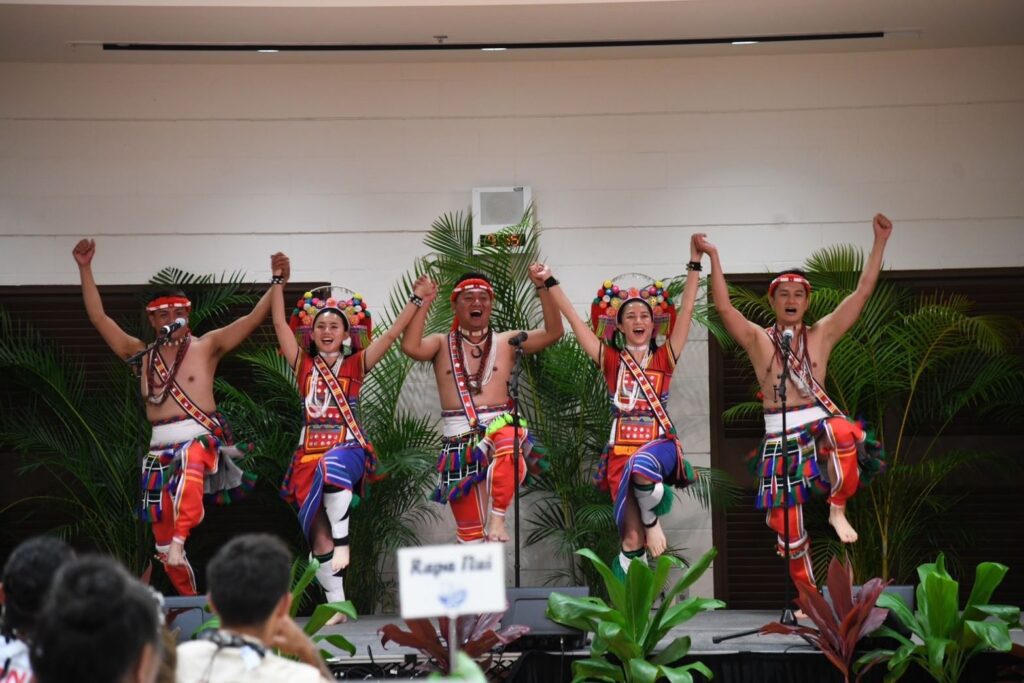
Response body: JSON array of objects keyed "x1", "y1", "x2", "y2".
[
  {"x1": 508, "y1": 331, "x2": 529, "y2": 346},
  {"x1": 159, "y1": 317, "x2": 187, "y2": 337},
  {"x1": 780, "y1": 328, "x2": 794, "y2": 351}
]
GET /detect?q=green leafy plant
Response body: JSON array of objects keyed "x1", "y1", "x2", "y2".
[
  {"x1": 379, "y1": 611, "x2": 529, "y2": 673},
  {"x1": 856, "y1": 553, "x2": 1023, "y2": 683},
  {"x1": 713, "y1": 245, "x2": 1024, "y2": 583},
  {"x1": 760, "y1": 555, "x2": 890, "y2": 682},
  {"x1": 546, "y1": 546, "x2": 724, "y2": 683}
]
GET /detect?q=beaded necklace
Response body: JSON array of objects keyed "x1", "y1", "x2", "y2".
[{"x1": 454, "y1": 328, "x2": 494, "y2": 394}]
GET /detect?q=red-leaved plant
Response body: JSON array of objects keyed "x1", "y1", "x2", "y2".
[
  {"x1": 379, "y1": 611, "x2": 529, "y2": 672},
  {"x1": 761, "y1": 556, "x2": 890, "y2": 683}
]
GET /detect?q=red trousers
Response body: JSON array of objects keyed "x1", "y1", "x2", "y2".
[{"x1": 152, "y1": 438, "x2": 217, "y2": 595}]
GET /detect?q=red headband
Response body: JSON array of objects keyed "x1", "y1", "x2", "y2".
[
  {"x1": 146, "y1": 296, "x2": 192, "y2": 312},
  {"x1": 768, "y1": 274, "x2": 812, "y2": 297},
  {"x1": 450, "y1": 278, "x2": 494, "y2": 303}
]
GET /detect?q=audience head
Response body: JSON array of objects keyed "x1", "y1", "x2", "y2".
[
  {"x1": 0, "y1": 535, "x2": 74, "y2": 640},
  {"x1": 206, "y1": 534, "x2": 292, "y2": 629},
  {"x1": 30, "y1": 555, "x2": 162, "y2": 683}
]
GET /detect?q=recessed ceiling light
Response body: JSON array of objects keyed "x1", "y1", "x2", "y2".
[
  {"x1": 731, "y1": 41, "x2": 758, "y2": 45},
  {"x1": 257, "y1": 49, "x2": 279, "y2": 53},
  {"x1": 481, "y1": 47, "x2": 507, "y2": 52}
]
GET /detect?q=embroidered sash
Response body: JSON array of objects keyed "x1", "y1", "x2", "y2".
[
  {"x1": 619, "y1": 350, "x2": 675, "y2": 438},
  {"x1": 766, "y1": 327, "x2": 844, "y2": 418},
  {"x1": 447, "y1": 332, "x2": 482, "y2": 431},
  {"x1": 150, "y1": 349, "x2": 220, "y2": 434},
  {"x1": 312, "y1": 355, "x2": 372, "y2": 452}
]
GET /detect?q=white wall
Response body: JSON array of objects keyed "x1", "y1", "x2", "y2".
[{"x1": 3, "y1": 44, "x2": 1023, "y2": 595}]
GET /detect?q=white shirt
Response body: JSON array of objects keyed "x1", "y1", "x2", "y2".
[
  {"x1": 176, "y1": 638, "x2": 331, "y2": 683},
  {"x1": 0, "y1": 635, "x2": 32, "y2": 683}
]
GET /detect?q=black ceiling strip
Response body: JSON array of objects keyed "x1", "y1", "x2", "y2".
[{"x1": 103, "y1": 31, "x2": 884, "y2": 52}]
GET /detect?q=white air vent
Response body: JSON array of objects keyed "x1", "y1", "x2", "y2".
[{"x1": 472, "y1": 186, "x2": 532, "y2": 252}]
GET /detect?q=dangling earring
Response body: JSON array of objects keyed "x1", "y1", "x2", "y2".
[{"x1": 613, "y1": 330, "x2": 626, "y2": 350}]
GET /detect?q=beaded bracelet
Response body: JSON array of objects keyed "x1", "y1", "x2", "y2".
[
  {"x1": 410, "y1": 294, "x2": 424, "y2": 307},
  {"x1": 271, "y1": 275, "x2": 285, "y2": 284},
  {"x1": 686, "y1": 261, "x2": 703, "y2": 272}
]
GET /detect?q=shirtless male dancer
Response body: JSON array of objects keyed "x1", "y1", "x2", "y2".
[
  {"x1": 73, "y1": 238, "x2": 286, "y2": 594},
  {"x1": 698, "y1": 215, "x2": 891, "y2": 591},
  {"x1": 401, "y1": 266, "x2": 563, "y2": 543}
]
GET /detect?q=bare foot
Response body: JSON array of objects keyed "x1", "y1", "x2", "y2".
[
  {"x1": 485, "y1": 515, "x2": 509, "y2": 542},
  {"x1": 646, "y1": 522, "x2": 668, "y2": 557},
  {"x1": 829, "y1": 504, "x2": 858, "y2": 543},
  {"x1": 324, "y1": 609, "x2": 348, "y2": 626},
  {"x1": 795, "y1": 609, "x2": 808, "y2": 620},
  {"x1": 331, "y1": 546, "x2": 350, "y2": 572},
  {"x1": 166, "y1": 540, "x2": 186, "y2": 567}
]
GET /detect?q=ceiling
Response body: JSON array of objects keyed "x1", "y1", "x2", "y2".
[{"x1": 1, "y1": 0, "x2": 1022, "y2": 63}]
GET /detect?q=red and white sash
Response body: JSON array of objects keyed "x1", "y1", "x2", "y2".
[
  {"x1": 311, "y1": 355, "x2": 372, "y2": 452},
  {"x1": 766, "y1": 327, "x2": 844, "y2": 418},
  {"x1": 447, "y1": 332, "x2": 482, "y2": 431},
  {"x1": 619, "y1": 350, "x2": 676, "y2": 439},
  {"x1": 150, "y1": 349, "x2": 221, "y2": 434}
]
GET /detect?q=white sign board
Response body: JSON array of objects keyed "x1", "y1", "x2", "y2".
[{"x1": 397, "y1": 543, "x2": 506, "y2": 619}]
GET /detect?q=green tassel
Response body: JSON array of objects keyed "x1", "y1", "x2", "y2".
[{"x1": 652, "y1": 490, "x2": 674, "y2": 517}]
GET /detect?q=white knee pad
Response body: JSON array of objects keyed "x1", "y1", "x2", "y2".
[
  {"x1": 323, "y1": 489, "x2": 353, "y2": 545},
  {"x1": 316, "y1": 560, "x2": 346, "y2": 602},
  {"x1": 632, "y1": 481, "x2": 664, "y2": 527}
]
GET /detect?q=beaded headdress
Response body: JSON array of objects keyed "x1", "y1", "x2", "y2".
[
  {"x1": 289, "y1": 285, "x2": 373, "y2": 353},
  {"x1": 590, "y1": 273, "x2": 677, "y2": 347}
]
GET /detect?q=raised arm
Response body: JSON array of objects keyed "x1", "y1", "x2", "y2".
[
  {"x1": 697, "y1": 235, "x2": 763, "y2": 354},
  {"x1": 363, "y1": 275, "x2": 437, "y2": 371},
  {"x1": 666, "y1": 234, "x2": 706, "y2": 362},
  {"x1": 203, "y1": 255, "x2": 290, "y2": 358},
  {"x1": 399, "y1": 274, "x2": 442, "y2": 362},
  {"x1": 538, "y1": 267, "x2": 602, "y2": 363},
  {"x1": 815, "y1": 214, "x2": 892, "y2": 345},
  {"x1": 520, "y1": 263, "x2": 565, "y2": 354},
  {"x1": 269, "y1": 252, "x2": 300, "y2": 371},
  {"x1": 72, "y1": 239, "x2": 145, "y2": 359}
]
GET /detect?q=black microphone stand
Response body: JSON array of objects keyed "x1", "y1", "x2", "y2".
[
  {"x1": 125, "y1": 333, "x2": 171, "y2": 575},
  {"x1": 507, "y1": 339, "x2": 525, "y2": 588},
  {"x1": 713, "y1": 329, "x2": 799, "y2": 643}
]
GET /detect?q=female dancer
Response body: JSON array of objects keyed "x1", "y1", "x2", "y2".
[
  {"x1": 272, "y1": 256, "x2": 436, "y2": 614},
  {"x1": 541, "y1": 235, "x2": 706, "y2": 576}
]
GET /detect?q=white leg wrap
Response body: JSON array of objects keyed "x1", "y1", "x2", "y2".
[
  {"x1": 315, "y1": 555, "x2": 346, "y2": 602},
  {"x1": 632, "y1": 481, "x2": 664, "y2": 527},
  {"x1": 323, "y1": 489, "x2": 353, "y2": 545}
]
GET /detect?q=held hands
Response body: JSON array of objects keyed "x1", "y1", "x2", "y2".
[
  {"x1": 72, "y1": 238, "x2": 96, "y2": 267},
  {"x1": 412, "y1": 274, "x2": 438, "y2": 305},
  {"x1": 873, "y1": 213, "x2": 893, "y2": 241},
  {"x1": 694, "y1": 233, "x2": 717, "y2": 258},
  {"x1": 270, "y1": 252, "x2": 291, "y2": 283},
  {"x1": 690, "y1": 233, "x2": 707, "y2": 262},
  {"x1": 528, "y1": 263, "x2": 552, "y2": 286}
]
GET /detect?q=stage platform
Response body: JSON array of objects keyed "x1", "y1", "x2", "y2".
[{"x1": 308, "y1": 610, "x2": 1024, "y2": 681}]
